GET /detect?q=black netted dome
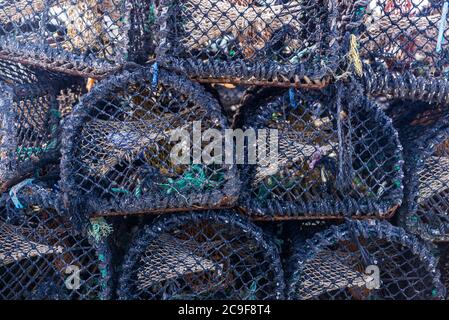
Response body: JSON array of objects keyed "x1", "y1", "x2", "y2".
[
  {"x1": 287, "y1": 220, "x2": 445, "y2": 300},
  {"x1": 118, "y1": 210, "x2": 284, "y2": 300}
]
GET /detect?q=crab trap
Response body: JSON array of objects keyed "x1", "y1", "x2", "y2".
[
  {"x1": 0, "y1": 179, "x2": 111, "y2": 300},
  {"x1": 118, "y1": 210, "x2": 284, "y2": 300},
  {"x1": 287, "y1": 220, "x2": 446, "y2": 300},
  {"x1": 155, "y1": 0, "x2": 340, "y2": 88},
  {"x1": 0, "y1": 61, "x2": 85, "y2": 191},
  {"x1": 354, "y1": 0, "x2": 449, "y2": 76},
  {"x1": 237, "y1": 83, "x2": 403, "y2": 219},
  {"x1": 60, "y1": 67, "x2": 239, "y2": 219},
  {"x1": 0, "y1": 0, "x2": 155, "y2": 79}
]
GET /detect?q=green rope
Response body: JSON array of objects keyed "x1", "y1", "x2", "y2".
[{"x1": 88, "y1": 217, "x2": 113, "y2": 243}]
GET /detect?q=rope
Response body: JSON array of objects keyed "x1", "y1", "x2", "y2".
[
  {"x1": 436, "y1": 2, "x2": 449, "y2": 53},
  {"x1": 9, "y1": 178, "x2": 34, "y2": 209},
  {"x1": 289, "y1": 88, "x2": 298, "y2": 109},
  {"x1": 349, "y1": 34, "x2": 363, "y2": 77},
  {"x1": 88, "y1": 217, "x2": 114, "y2": 243},
  {"x1": 151, "y1": 62, "x2": 159, "y2": 90}
]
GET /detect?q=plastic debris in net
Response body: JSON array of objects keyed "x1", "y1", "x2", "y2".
[
  {"x1": 0, "y1": 61, "x2": 85, "y2": 190},
  {"x1": 118, "y1": 210, "x2": 284, "y2": 300},
  {"x1": 155, "y1": 0, "x2": 339, "y2": 88},
  {"x1": 355, "y1": 0, "x2": 449, "y2": 77},
  {"x1": 0, "y1": 180, "x2": 111, "y2": 300},
  {"x1": 237, "y1": 82, "x2": 403, "y2": 219},
  {"x1": 287, "y1": 220, "x2": 446, "y2": 300},
  {"x1": 0, "y1": 0, "x2": 155, "y2": 79},
  {"x1": 60, "y1": 67, "x2": 240, "y2": 219}
]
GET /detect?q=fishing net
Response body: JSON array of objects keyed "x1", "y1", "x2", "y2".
[
  {"x1": 438, "y1": 245, "x2": 449, "y2": 298},
  {"x1": 238, "y1": 82, "x2": 403, "y2": 219},
  {"x1": 363, "y1": 63, "x2": 449, "y2": 105},
  {"x1": 0, "y1": 179, "x2": 111, "y2": 300},
  {"x1": 287, "y1": 220, "x2": 446, "y2": 300},
  {"x1": 155, "y1": 0, "x2": 339, "y2": 88},
  {"x1": 0, "y1": 61, "x2": 85, "y2": 191},
  {"x1": 0, "y1": 0, "x2": 155, "y2": 79},
  {"x1": 60, "y1": 67, "x2": 239, "y2": 219},
  {"x1": 118, "y1": 210, "x2": 284, "y2": 300},
  {"x1": 354, "y1": 0, "x2": 449, "y2": 77},
  {"x1": 400, "y1": 126, "x2": 449, "y2": 242}
]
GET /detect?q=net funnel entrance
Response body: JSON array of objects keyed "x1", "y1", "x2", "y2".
[
  {"x1": 156, "y1": 0, "x2": 339, "y2": 88},
  {"x1": 60, "y1": 68, "x2": 240, "y2": 219},
  {"x1": 238, "y1": 83, "x2": 403, "y2": 219},
  {"x1": 356, "y1": 0, "x2": 449, "y2": 77},
  {"x1": 287, "y1": 220, "x2": 446, "y2": 300},
  {"x1": 0, "y1": 0, "x2": 155, "y2": 79},
  {"x1": 118, "y1": 210, "x2": 284, "y2": 300},
  {"x1": 0, "y1": 181, "x2": 110, "y2": 300},
  {"x1": 0, "y1": 62, "x2": 85, "y2": 189}
]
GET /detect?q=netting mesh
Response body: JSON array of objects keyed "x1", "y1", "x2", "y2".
[
  {"x1": 0, "y1": 0, "x2": 155, "y2": 78},
  {"x1": 60, "y1": 67, "x2": 239, "y2": 219},
  {"x1": 155, "y1": 0, "x2": 339, "y2": 87},
  {"x1": 118, "y1": 210, "x2": 284, "y2": 300},
  {"x1": 438, "y1": 245, "x2": 449, "y2": 298},
  {"x1": 0, "y1": 180, "x2": 110, "y2": 300},
  {"x1": 0, "y1": 61, "x2": 84, "y2": 190},
  {"x1": 238, "y1": 82, "x2": 403, "y2": 219},
  {"x1": 400, "y1": 127, "x2": 449, "y2": 242},
  {"x1": 356, "y1": 0, "x2": 449, "y2": 77},
  {"x1": 287, "y1": 220, "x2": 445, "y2": 300}
]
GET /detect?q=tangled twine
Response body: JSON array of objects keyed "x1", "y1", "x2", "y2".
[
  {"x1": 88, "y1": 217, "x2": 113, "y2": 243},
  {"x1": 349, "y1": 34, "x2": 363, "y2": 77}
]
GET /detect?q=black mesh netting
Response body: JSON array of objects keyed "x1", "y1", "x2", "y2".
[
  {"x1": 237, "y1": 82, "x2": 403, "y2": 219},
  {"x1": 438, "y1": 245, "x2": 449, "y2": 298},
  {"x1": 287, "y1": 220, "x2": 446, "y2": 300},
  {"x1": 363, "y1": 64, "x2": 449, "y2": 105},
  {"x1": 60, "y1": 67, "x2": 240, "y2": 219},
  {"x1": 400, "y1": 126, "x2": 449, "y2": 242},
  {"x1": 0, "y1": 179, "x2": 111, "y2": 300},
  {"x1": 155, "y1": 0, "x2": 340, "y2": 87},
  {"x1": 118, "y1": 210, "x2": 284, "y2": 300},
  {"x1": 0, "y1": 0, "x2": 155, "y2": 79},
  {"x1": 0, "y1": 61, "x2": 85, "y2": 191},
  {"x1": 355, "y1": 0, "x2": 449, "y2": 77}
]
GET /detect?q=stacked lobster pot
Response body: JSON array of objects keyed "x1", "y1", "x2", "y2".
[{"x1": 0, "y1": 0, "x2": 448, "y2": 301}]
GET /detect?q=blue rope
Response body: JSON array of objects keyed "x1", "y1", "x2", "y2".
[
  {"x1": 151, "y1": 62, "x2": 159, "y2": 90},
  {"x1": 9, "y1": 178, "x2": 34, "y2": 209},
  {"x1": 437, "y1": 2, "x2": 448, "y2": 53},
  {"x1": 289, "y1": 88, "x2": 298, "y2": 109}
]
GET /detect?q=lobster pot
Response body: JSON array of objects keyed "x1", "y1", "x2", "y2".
[
  {"x1": 400, "y1": 126, "x2": 449, "y2": 242},
  {"x1": 118, "y1": 210, "x2": 284, "y2": 300},
  {"x1": 238, "y1": 84, "x2": 403, "y2": 219},
  {"x1": 60, "y1": 68, "x2": 239, "y2": 218},
  {"x1": 0, "y1": 62, "x2": 84, "y2": 186},
  {"x1": 287, "y1": 220, "x2": 446, "y2": 300},
  {"x1": 156, "y1": 0, "x2": 339, "y2": 87},
  {"x1": 0, "y1": 182, "x2": 110, "y2": 300},
  {"x1": 0, "y1": 0, "x2": 154, "y2": 79},
  {"x1": 356, "y1": 0, "x2": 449, "y2": 76}
]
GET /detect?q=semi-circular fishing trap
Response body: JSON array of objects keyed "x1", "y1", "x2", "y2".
[
  {"x1": 287, "y1": 220, "x2": 446, "y2": 300},
  {"x1": 118, "y1": 210, "x2": 284, "y2": 300},
  {"x1": 0, "y1": 180, "x2": 111, "y2": 300},
  {"x1": 355, "y1": 0, "x2": 449, "y2": 76},
  {"x1": 0, "y1": 0, "x2": 155, "y2": 79},
  {"x1": 155, "y1": 0, "x2": 339, "y2": 88},
  {"x1": 238, "y1": 83, "x2": 403, "y2": 219},
  {"x1": 60, "y1": 67, "x2": 239, "y2": 219},
  {"x1": 0, "y1": 61, "x2": 85, "y2": 191}
]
